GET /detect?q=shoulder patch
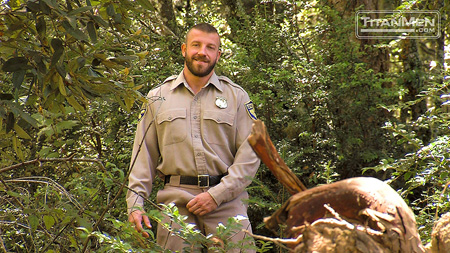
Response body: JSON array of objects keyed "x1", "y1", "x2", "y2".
[
  {"x1": 244, "y1": 101, "x2": 257, "y2": 120},
  {"x1": 138, "y1": 104, "x2": 147, "y2": 122}
]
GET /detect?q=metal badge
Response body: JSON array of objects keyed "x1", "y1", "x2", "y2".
[{"x1": 215, "y1": 96, "x2": 228, "y2": 109}]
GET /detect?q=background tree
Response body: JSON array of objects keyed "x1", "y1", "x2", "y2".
[{"x1": 0, "y1": 0, "x2": 448, "y2": 251}]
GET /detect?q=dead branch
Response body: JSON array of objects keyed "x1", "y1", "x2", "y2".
[{"x1": 248, "y1": 120, "x2": 307, "y2": 195}]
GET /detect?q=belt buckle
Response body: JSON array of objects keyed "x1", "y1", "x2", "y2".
[{"x1": 198, "y1": 175, "x2": 210, "y2": 188}]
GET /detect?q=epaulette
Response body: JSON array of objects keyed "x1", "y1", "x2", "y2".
[
  {"x1": 162, "y1": 75, "x2": 177, "y2": 84},
  {"x1": 218, "y1": 75, "x2": 245, "y2": 91},
  {"x1": 217, "y1": 75, "x2": 235, "y2": 85}
]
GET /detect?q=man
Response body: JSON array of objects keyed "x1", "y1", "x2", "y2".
[{"x1": 126, "y1": 23, "x2": 260, "y2": 252}]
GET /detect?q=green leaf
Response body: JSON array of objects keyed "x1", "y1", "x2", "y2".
[
  {"x1": 62, "y1": 20, "x2": 88, "y2": 41},
  {"x1": 68, "y1": 6, "x2": 94, "y2": 16},
  {"x1": 56, "y1": 120, "x2": 79, "y2": 130},
  {"x1": 12, "y1": 135, "x2": 24, "y2": 160},
  {"x1": 66, "y1": 96, "x2": 85, "y2": 112},
  {"x1": 2, "y1": 57, "x2": 32, "y2": 72},
  {"x1": 36, "y1": 16, "x2": 46, "y2": 36},
  {"x1": 57, "y1": 76, "x2": 67, "y2": 96},
  {"x1": 43, "y1": 215, "x2": 55, "y2": 230},
  {"x1": 29, "y1": 215, "x2": 39, "y2": 232},
  {"x1": 50, "y1": 38, "x2": 64, "y2": 66},
  {"x1": 6, "y1": 112, "x2": 14, "y2": 133},
  {"x1": 135, "y1": 0, "x2": 155, "y2": 11},
  {"x1": 12, "y1": 70, "x2": 25, "y2": 90},
  {"x1": 87, "y1": 21, "x2": 97, "y2": 43},
  {"x1": 26, "y1": 1, "x2": 40, "y2": 12},
  {"x1": 92, "y1": 15, "x2": 109, "y2": 28},
  {"x1": 106, "y1": 4, "x2": 115, "y2": 17},
  {"x1": 39, "y1": 0, "x2": 51, "y2": 14},
  {"x1": 41, "y1": 0, "x2": 58, "y2": 10},
  {"x1": 14, "y1": 123, "x2": 31, "y2": 139}
]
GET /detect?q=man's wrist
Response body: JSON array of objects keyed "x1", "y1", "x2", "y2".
[{"x1": 128, "y1": 206, "x2": 144, "y2": 215}]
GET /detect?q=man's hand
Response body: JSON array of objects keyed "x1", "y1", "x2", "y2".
[
  {"x1": 186, "y1": 192, "x2": 218, "y2": 216},
  {"x1": 129, "y1": 209, "x2": 152, "y2": 238}
]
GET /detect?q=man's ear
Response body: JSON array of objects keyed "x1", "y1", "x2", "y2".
[
  {"x1": 181, "y1": 43, "x2": 186, "y2": 57},
  {"x1": 216, "y1": 49, "x2": 222, "y2": 63}
]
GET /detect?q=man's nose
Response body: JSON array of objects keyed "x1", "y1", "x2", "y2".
[{"x1": 197, "y1": 45, "x2": 207, "y2": 55}]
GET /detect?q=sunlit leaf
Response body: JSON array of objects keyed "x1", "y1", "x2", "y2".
[
  {"x1": 28, "y1": 215, "x2": 39, "y2": 232},
  {"x1": 66, "y1": 95, "x2": 85, "y2": 112},
  {"x1": 14, "y1": 123, "x2": 31, "y2": 139},
  {"x1": 43, "y1": 215, "x2": 56, "y2": 230},
  {"x1": 58, "y1": 76, "x2": 67, "y2": 96}
]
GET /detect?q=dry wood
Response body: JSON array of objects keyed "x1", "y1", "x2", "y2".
[
  {"x1": 247, "y1": 120, "x2": 425, "y2": 252},
  {"x1": 264, "y1": 177, "x2": 425, "y2": 252},
  {"x1": 248, "y1": 120, "x2": 307, "y2": 195}
]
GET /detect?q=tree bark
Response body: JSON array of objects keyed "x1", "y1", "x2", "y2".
[
  {"x1": 265, "y1": 177, "x2": 425, "y2": 252},
  {"x1": 248, "y1": 120, "x2": 307, "y2": 195}
]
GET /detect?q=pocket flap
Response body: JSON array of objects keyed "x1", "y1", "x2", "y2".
[
  {"x1": 157, "y1": 109, "x2": 187, "y2": 124},
  {"x1": 203, "y1": 110, "x2": 234, "y2": 126}
]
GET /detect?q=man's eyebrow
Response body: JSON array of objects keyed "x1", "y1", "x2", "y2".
[{"x1": 189, "y1": 40, "x2": 218, "y2": 47}]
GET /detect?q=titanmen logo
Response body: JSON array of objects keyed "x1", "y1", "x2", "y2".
[{"x1": 356, "y1": 10, "x2": 441, "y2": 39}]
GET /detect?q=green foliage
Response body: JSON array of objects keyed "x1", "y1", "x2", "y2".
[
  {"x1": 1, "y1": 0, "x2": 449, "y2": 251},
  {"x1": 365, "y1": 77, "x2": 450, "y2": 243}
]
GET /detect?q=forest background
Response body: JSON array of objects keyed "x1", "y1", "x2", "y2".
[{"x1": 0, "y1": 0, "x2": 449, "y2": 252}]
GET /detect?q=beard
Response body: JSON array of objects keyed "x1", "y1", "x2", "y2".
[{"x1": 185, "y1": 54, "x2": 216, "y2": 77}]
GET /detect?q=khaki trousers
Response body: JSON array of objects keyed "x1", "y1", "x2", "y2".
[{"x1": 156, "y1": 185, "x2": 255, "y2": 252}]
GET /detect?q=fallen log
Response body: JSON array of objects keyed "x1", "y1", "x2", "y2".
[{"x1": 247, "y1": 120, "x2": 425, "y2": 252}]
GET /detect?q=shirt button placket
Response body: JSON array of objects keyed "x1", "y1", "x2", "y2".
[{"x1": 191, "y1": 94, "x2": 207, "y2": 176}]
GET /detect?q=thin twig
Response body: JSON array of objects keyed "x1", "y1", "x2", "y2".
[
  {"x1": 81, "y1": 95, "x2": 164, "y2": 252},
  {"x1": 435, "y1": 181, "x2": 450, "y2": 220},
  {"x1": 242, "y1": 229, "x2": 297, "y2": 251},
  {"x1": 0, "y1": 155, "x2": 106, "y2": 174}
]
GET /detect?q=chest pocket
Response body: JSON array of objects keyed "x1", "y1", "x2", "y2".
[
  {"x1": 203, "y1": 110, "x2": 235, "y2": 145},
  {"x1": 157, "y1": 109, "x2": 187, "y2": 145}
]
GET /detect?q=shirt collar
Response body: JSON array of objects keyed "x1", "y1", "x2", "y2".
[{"x1": 170, "y1": 70, "x2": 223, "y2": 92}]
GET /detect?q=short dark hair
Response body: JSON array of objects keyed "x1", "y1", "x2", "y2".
[{"x1": 185, "y1": 23, "x2": 220, "y2": 45}]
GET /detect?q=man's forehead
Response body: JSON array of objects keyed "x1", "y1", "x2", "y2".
[{"x1": 186, "y1": 29, "x2": 220, "y2": 44}]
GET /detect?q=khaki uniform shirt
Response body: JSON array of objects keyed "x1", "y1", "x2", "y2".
[{"x1": 126, "y1": 71, "x2": 260, "y2": 212}]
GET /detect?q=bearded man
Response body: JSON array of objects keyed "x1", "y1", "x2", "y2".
[{"x1": 126, "y1": 23, "x2": 260, "y2": 252}]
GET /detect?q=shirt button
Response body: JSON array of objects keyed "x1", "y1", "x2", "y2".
[
  {"x1": 194, "y1": 135, "x2": 199, "y2": 138},
  {"x1": 197, "y1": 153, "x2": 201, "y2": 156},
  {"x1": 217, "y1": 118, "x2": 221, "y2": 122},
  {"x1": 168, "y1": 117, "x2": 172, "y2": 120},
  {"x1": 193, "y1": 116, "x2": 197, "y2": 119}
]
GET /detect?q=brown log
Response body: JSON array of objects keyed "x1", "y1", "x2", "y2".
[
  {"x1": 248, "y1": 120, "x2": 424, "y2": 252},
  {"x1": 248, "y1": 120, "x2": 307, "y2": 195},
  {"x1": 264, "y1": 177, "x2": 425, "y2": 252},
  {"x1": 428, "y1": 212, "x2": 450, "y2": 253}
]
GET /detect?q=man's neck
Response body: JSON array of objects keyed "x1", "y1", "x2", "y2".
[{"x1": 183, "y1": 68, "x2": 214, "y2": 94}]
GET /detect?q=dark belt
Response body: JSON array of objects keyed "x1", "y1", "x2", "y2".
[{"x1": 164, "y1": 174, "x2": 226, "y2": 188}]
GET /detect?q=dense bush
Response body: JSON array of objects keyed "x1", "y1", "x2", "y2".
[{"x1": 0, "y1": 0, "x2": 448, "y2": 251}]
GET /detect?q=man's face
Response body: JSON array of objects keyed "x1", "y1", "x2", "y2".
[{"x1": 182, "y1": 29, "x2": 221, "y2": 77}]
